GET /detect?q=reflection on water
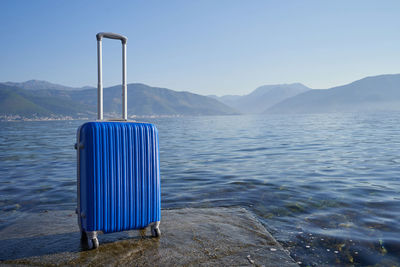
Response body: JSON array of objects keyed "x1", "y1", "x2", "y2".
[{"x1": 1, "y1": 113, "x2": 400, "y2": 266}]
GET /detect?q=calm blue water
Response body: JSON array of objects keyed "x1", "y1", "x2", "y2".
[{"x1": 1, "y1": 113, "x2": 400, "y2": 266}]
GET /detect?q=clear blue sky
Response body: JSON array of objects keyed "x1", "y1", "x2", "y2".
[{"x1": 0, "y1": 0, "x2": 399, "y2": 96}]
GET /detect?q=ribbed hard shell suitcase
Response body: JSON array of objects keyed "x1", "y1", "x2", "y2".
[{"x1": 75, "y1": 33, "x2": 161, "y2": 249}]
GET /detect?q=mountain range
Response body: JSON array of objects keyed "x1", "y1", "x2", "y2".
[
  {"x1": 210, "y1": 83, "x2": 310, "y2": 114},
  {"x1": 0, "y1": 83, "x2": 238, "y2": 119},
  {"x1": 1, "y1": 80, "x2": 94, "y2": 91},
  {"x1": 1, "y1": 73, "x2": 400, "y2": 119},
  {"x1": 265, "y1": 74, "x2": 400, "y2": 114}
]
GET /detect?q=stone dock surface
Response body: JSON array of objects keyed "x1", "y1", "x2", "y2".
[{"x1": 0, "y1": 207, "x2": 298, "y2": 266}]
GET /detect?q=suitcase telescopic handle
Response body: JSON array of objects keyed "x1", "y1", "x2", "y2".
[{"x1": 96, "y1": 32, "x2": 128, "y2": 121}]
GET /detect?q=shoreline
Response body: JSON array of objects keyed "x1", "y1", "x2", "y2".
[{"x1": 0, "y1": 207, "x2": 298, "y2": 266}]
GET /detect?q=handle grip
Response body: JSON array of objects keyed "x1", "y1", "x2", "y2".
[
  {"x1": 97, "y1": 32, "x2": 128, "y2": 121},
  {"x1": 96, "y1": 32, "x2": 127, "y2": 44}
]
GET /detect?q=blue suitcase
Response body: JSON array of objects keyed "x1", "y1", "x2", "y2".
[{"x1": 75, "y1": 33, "x2": 161, "y2": 249}]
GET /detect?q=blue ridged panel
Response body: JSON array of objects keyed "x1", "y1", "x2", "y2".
[{"x1": 78, "y1": 122, "x2": 161, "y2": 233}]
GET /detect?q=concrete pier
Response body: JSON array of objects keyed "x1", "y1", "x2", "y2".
[{"x1": 0, "y1": 207, "x2": 298, "y2": 266}]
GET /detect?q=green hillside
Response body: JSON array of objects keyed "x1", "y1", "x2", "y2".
[{"x1": 0, "y1": 86, "x2": 51, "y2": 116}]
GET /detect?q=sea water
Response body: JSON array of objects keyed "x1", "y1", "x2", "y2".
[{"x1": 1, "y1": 113, "x2": 399, "y2": 266}]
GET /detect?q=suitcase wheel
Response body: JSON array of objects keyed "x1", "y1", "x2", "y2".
[
  {"x1": 81, "y1": 231, "x2": 99, "y2": 249},
  {"x1": 151, "y1": 226, "x2": 161, "y2": 237},
  {"x1": 88, "y1": 237, "x2": 99, "y2": 249},
  {"x1": 150, "y1": 221, "x2": 161, "y2": 237},
  {"x1": 84, "y1": 237, "x2": 99, "y2": 249}
]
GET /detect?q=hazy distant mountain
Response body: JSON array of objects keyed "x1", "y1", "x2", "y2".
[
  {"x1": 0, "y1": 80, "x2": 94, "y2": 91},
  {"x1": 0, "y1": 82, "x2": 238, "y2": 118},
  {"x1": 266, "y1": 74, "x2": 400, "y2": 114},
  {"x1": 209, "y1": 94, "x2": 241, "y2": 104},
  {"x1": 213, "y1": 83, "x2": 310, "y2": 114}
]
